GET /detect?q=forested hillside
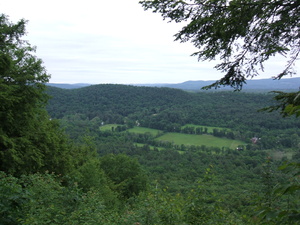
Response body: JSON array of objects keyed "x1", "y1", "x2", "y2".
[
  {"x1": 2, "y1": 14, "x2": 300, "y2": 225},
  {"x1": 47, "y1": 84, "x2": 300, "y2": 149},
  {"x1": 44, "y1": 84, "x2": 300, "y2": 224}
]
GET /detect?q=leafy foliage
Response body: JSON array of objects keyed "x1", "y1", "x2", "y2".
[
  {"x1": 255, "y1": 162, "x2": 300, "y2": 224},
  {"x1": 1, "y1": 12, "x2": 300, "y2": 224},
  {"x1": 0, "y1": 14, "x2": 73, "y2": 176},
  {"x1": 263, "y1": 91, "x2": 300, "y2": 117},
  {"x1": 99, "y1": 154, "x2": 148, "y2": 200},
  {"x1": 0, "y1": 172, "x2": 115, "y2": 225}
]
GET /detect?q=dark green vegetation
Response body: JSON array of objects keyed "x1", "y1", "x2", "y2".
[
  {"x1": 46, "y1": 84, "x2": 300, "y2": 151},
  {"x1": 0, "y1": 14, "x2": 71, "y2": 176},
  {"x1": 44, "y1": 84, "x2": 300, "y2": 224},
  {"x1": 1, "y1": 14, "x2": 300, "y2": 225}
]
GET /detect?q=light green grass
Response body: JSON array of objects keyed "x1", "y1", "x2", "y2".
[
  {"x1": 127, "y1": 126, "x2": 162, "y2": 136},
  {"x1": 156, "y1": 133, "x2": 245, "y2": 149},
  {"x1": 182, "y1": 124, "x2": 232, "y2": 133}
]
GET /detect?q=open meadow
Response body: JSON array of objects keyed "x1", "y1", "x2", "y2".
[
  {"x1": 155, "y1": 132, "x2": 245, "y2": 149},
  {"x1": 124, "y1": 125, "x2": 246, "y2": 149},
  {"x1": 126, "y1": 126, "x2": 162, "y2": 136}
]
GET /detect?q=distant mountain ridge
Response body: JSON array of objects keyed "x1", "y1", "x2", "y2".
[
  {"x1": 137, "y1": 77, "x2": 300, "y2": 91},
  {"x1": 47, "y1": 77, "x2": 300, "y2": 90},
  {"x1": 46, "y1": 83, "x2": 91, "y2": 89}
]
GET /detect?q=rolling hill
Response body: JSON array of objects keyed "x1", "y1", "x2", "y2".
[
  {"x1": 47, "y1": 77, "x2": 300, "y2": 91},
  {"x1": 46, "y1": 84, "x2": 300, "y2": 135}
]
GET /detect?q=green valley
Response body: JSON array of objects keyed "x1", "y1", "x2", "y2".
[
  {"x1": 43, "y1": 84, "x2": 300, "y2": 223},
  {"x1": 1, "y1": 12, "x2": 300, "y2": 225},
  {"x1": 2, "y1": 83, "x2": 300, "y2": 225}
]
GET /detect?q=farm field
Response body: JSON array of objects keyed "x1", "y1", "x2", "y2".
[
  {"x1": 101, "y1": 125, "x2": 246, "y2": 149},
  {"x1": 126, "y1": 126, "x2": 162, "y2": 136},
  {"x1": 156, "y1": 132, "x2": 246, "y2": 149}
]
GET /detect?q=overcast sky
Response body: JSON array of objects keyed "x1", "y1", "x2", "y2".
[{"x1": 1, "y1": 0, "x2": 298, "y2": 84}]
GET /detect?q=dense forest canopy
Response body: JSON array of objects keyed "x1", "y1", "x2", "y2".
[
  {"x1": 46, "y1": 84, "x2": 300, "y2": 132},
  {"x1": 45, "y1": 83, "x2": 300, "y2": 224}
]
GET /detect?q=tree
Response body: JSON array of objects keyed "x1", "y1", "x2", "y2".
[
  {"x1": 263, "y1": 90, "x2": 300, "y2": 117},
  {"x1": 140, "y1": 0, "x2": 300, "y2": 114},
  {"x1": 0, "y1": 14, "x2": 72, "y2": 176},
  {"x1": 99, "y1": 154, "x2": 148, "y2": 199}
]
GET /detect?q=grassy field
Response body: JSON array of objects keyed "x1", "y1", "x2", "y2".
[
  {"x1": 156, "y1": 133, "x2": 245, "y2": 149},
  {"x1": 101, "y1": 125, "x2": 245, "y2": 149},
  {"x1": 126, "y1": 126, "x2": 162, "y2": 136}
]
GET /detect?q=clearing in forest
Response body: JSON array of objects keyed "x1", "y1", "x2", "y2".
[
  {"x1": 126, "y1": 127, "x2": 162, "y2": 136},
  {"x1": 156, "y1": 133, "x2": 245, "y2": 149}
]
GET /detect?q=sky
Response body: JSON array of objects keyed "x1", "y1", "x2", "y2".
[{"x1": 1, "y1": 0, "x2": 299, "y2": 84}]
